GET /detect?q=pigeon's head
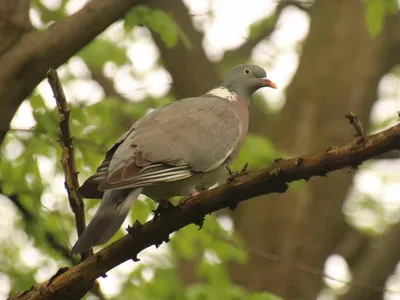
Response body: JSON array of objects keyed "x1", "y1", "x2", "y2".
[{"x1": 220, "y1": 64, "x2": 277, "y2": 98}]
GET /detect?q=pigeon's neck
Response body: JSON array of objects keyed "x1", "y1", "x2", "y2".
[
  {"x1": 206, "y1": 86, "x2": 250, "y2": 103},
  {"x1": 206, "y1": 85, "x2": 249, "y2": 164}
]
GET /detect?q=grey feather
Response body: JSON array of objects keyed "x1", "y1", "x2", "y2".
[{"x1": 70, "y1": 188, "x2": 142, "y2": 254}]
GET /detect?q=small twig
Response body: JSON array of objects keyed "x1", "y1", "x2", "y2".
[
  {"x1": 46, "y1": 69, "x2": 106, "y2": 298},
  {"x1": 345, "y1": 112, "x2": 365, "y2": 143},
  {"x1": 46, "y1": 69, "x2": 91, "y2": 260}
]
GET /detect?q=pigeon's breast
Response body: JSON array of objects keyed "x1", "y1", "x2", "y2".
[{"x1": 226, "y1": 95, "x2": 249, "y2": 163}]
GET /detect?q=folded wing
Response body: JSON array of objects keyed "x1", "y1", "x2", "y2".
[{"x1": 79, "y1": 97, "x2": 240, "y2": 197}]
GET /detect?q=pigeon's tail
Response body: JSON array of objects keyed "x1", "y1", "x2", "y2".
[{"x1": 70, "y1": 188, "x2": 143, "y2": 254}]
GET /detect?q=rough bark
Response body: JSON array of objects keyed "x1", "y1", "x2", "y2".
[
  {"x1": 230, "y1": 1, "x2": 400, "y2": 299},
  {"x1": 10, "y1": 121, "x2": 400, "y2": 300}
]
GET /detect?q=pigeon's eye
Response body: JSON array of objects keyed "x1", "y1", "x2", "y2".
[{"x1": 244, "y1": 68, "x2": 251, "y2": 74}]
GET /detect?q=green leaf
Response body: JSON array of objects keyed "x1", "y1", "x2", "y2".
[
  {"x1": 364, "y1": 0, "x2": 398, "y2": 36},
  {"x1": 124, "y1": 5, "x2": 151, "y2": 29},
  {"x1": 147, "y1": 10, "x2": 179, "y2": 48},
  {"x1": 124, "y1": 5, "x2": 191, "y2": 48},
  {"x1": 30, "y1": 93, "x2": 46, "y2": 111},
  {"x1": 79, "y1": 39, "x2": 128, "y2": 67}
]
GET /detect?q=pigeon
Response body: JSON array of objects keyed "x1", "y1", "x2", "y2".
[{"x1": 71, "y1": 64, "x2": 277, "y2": 254}]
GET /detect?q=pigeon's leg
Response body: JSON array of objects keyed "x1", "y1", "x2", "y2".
[
  {"x1": 226, "y1": 163, "x2": 249, "y2": 182},
  {"x1": 152, "y1": 199, "x2": 174, "y2": 217}
]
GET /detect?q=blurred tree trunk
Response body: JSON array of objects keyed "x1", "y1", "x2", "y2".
[{"x1": 230, "y1": 1, "x2": 400, "y2": 299}]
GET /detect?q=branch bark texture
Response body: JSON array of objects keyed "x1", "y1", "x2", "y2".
[
  {"x1": 46, "y1": 69, "x2": 90, "y2": 260},
  {"x1": 10, "y1": 122, "x2": 400, "y2": 300}
]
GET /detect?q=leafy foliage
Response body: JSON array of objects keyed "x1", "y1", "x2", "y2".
[{"x1": 80, "y1": 39, "x2": 129, "y2": 68}]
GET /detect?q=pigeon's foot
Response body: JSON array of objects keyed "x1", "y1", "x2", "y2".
[
  {"x1": 152, "y1": 199, "x2": 174, "y2": 217},
  {"x1": 226, "y1": 163, "x2": 248, "y2": 182}
]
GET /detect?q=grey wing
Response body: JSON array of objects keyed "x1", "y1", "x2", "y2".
[
  {"x1": 80, "y1": 97, "x2": 240, "y2": 194},
  {"x1": 78, "y1": 124, "x2": 137, "y2": 198}
]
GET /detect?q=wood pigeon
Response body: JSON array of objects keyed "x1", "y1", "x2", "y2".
[{"x1": 71, "y1": 64, "x2": 277, "y2": 254}]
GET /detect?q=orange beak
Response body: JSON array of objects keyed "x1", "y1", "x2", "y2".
[{"x1": 262, "y1": 78, "x2": 277, "y2": 89}]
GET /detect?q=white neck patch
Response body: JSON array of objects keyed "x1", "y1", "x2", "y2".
[{"x1": 207, "y1": 87, "x2": 238, "y2": 102}]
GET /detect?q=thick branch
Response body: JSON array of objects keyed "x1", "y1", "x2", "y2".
[
  {"x1": 0, "y1": 0, "x2": 139, "y2": 145},
  {"x1": 11, "y1": 122, "x2": 400, "y2": 300},
  {"x1": 0, "y1": 0, "x2": 32, "y2": 56}
]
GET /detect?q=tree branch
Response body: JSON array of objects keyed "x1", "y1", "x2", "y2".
[
  {"x1": 45, "y1": 69, "x2": 110, "y2": 299},
  {"x1": 10, "y1": 119, "x2": 400, "y2": 300},
  {"x1": 46, "y1": 69, "x2": 91, "y2": 259},
  {"x1": 0, "y1": 0, "x2": 139, "y2": 146},
  {"x1": 0, "y1": 0, "x2": 32, "y2": 56}
]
